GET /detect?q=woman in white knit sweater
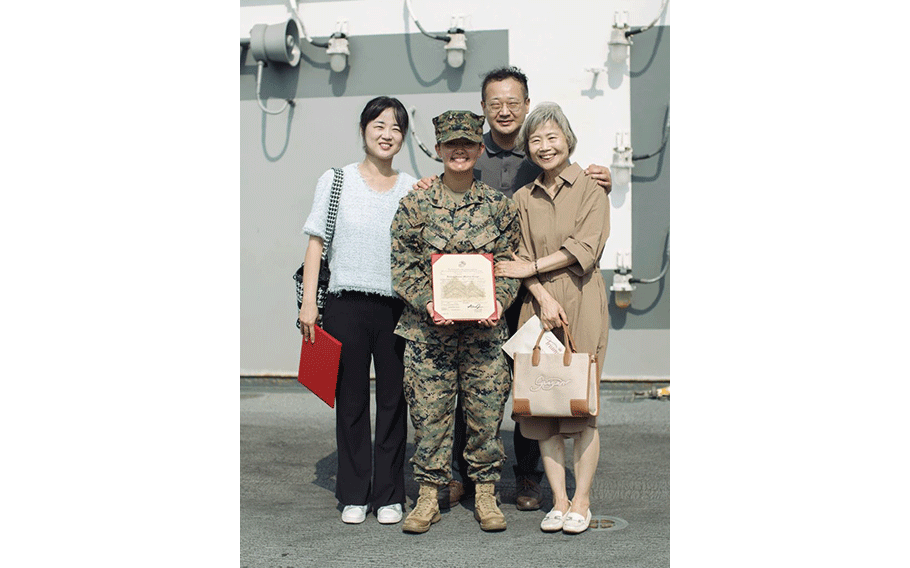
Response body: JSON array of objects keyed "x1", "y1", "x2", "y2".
[{"x1": 298, "y1": 97, "x2": 417, "y2": 526}]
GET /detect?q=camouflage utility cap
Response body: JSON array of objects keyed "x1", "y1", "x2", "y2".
[{"x1": 433, "y1": 110, "x2": 484, "y2": 144}]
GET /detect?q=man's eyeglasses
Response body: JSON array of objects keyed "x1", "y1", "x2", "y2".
[{"x1": 486, "y1": 99, "x2": 524, "y2": 113}]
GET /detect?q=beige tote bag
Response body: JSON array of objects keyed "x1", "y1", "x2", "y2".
[{"x1": 512, "y1": 323, "x2": 599, "y2": 418}]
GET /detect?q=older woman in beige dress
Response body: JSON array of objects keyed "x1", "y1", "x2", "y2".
[{"x1": 494, "y1": 102, "x2": 609, "y2": 534}]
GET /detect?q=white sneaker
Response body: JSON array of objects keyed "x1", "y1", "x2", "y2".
[
  {"x1": 376, "y1": 503, "x2": 403, "y2": 525},
  {"x1": 341, "y1": 504, "x2": 368, "y2": 524}
]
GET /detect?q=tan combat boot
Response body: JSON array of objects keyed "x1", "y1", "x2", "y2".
[
  {"x1": 402, "y1": 482, "x2": 442, "y2": 534},
  {"x1": 473, "y1": 483, "x2": 507, "y2": 531}
]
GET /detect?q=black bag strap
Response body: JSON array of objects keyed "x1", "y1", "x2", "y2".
[
  {"x1": 294, "y1": 167, "x2": 345, "y2": 327},
  {"x1": 315, "y1": 167, "x2": 344, "y2": 311},
  {"x1": 321, "y1": 167, "x2": 344, "y2": 260}
]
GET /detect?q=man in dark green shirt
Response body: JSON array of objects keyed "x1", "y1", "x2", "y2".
[{"x1": 472, "y1": 129, "x2": 542, "y2": 199}]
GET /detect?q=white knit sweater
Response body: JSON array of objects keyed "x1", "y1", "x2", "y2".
[{"x1": 303, "y1": 163, "x2": 416, "y2": 297}]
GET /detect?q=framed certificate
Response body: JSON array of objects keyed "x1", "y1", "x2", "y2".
[{"x1": 431, "y1": 253, "x2": 497, "y2": 321}]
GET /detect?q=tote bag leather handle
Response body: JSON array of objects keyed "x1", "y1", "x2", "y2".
[{"x1": 531, "y1": 321, "x2": 577, "y2": 367}]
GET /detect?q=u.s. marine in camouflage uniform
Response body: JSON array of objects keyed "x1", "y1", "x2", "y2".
[{"x1": 391, "y1": 110, "x2": 520, "y2": 533}]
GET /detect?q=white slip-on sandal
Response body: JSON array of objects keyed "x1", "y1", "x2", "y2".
[
  {"x1": 562, "y1": 509, "x2": 592, "y2": 534},
  {"x1": 540, "y1": 501, "x2": 571, "y2": 532}
]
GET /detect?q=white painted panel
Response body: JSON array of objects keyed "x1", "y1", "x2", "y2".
[
  {"x1": 239, "y1": 5, "x2": 294, "y2": 38},
  {"x1": 240, "y1": 0, "x2": 671, "y2": 38},
  {"x1": 240, "y1": 1, "x2": 669, "y2": 271}
]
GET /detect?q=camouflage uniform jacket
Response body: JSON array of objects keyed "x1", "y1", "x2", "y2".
[{"x1": 391, "y1": 176, "x2": 521, "y2": 346}]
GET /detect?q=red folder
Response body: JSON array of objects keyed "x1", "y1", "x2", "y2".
[{"x1": 297, "y1": 325, "x2": 342, "y2": 408}]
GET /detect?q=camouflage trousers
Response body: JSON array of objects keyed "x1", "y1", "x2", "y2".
[{"x1": 403, "y1": 327, "x2": 512, "y2": 486}]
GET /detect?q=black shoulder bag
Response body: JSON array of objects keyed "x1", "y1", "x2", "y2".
[{"x1": 294, "y1": 167, "x2": 343, "y2": 327}]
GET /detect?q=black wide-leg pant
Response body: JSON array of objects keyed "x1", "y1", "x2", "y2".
[{"x1": 322, "y1": 291, "x2": 407, "y2": 508}]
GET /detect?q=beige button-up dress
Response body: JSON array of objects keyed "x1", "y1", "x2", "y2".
[{"x1": 512, "y1": 162, "x2": 610, "y2": 440}]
